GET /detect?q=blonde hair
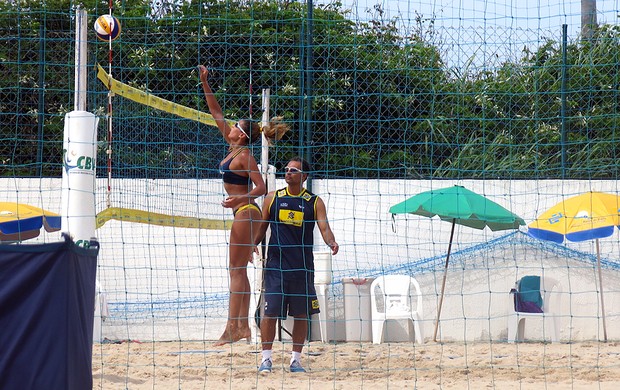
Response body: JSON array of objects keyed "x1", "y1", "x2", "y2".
[
  {"x1": 263, "y1": 117, "x2": 290, "y2": 143},
  {"x1": 244, "y1": 116, "x2": 290, "y2": 145}
]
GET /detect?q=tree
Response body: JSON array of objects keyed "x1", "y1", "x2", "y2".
[{"x1": 1, "y1": 0, "x2": 619, "y2": 180}]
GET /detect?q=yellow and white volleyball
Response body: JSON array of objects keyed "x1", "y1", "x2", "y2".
[{"x1": 94, "y1": 14, "x2": 121, "y2": 41}]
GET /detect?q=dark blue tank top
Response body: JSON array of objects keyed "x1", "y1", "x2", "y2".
[
  {"x1": 266, "y1": 187, "x2": 317, "y2": 278},
  {"x1": 219, "y1": 148, "x2": 250, "y2": 185}
]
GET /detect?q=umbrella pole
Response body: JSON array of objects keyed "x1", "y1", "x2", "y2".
[
  {"x1": 595, "y1": 239, "x2": 608, "y2": 342},
  {"x1": 433, "y1": 219, "x2": 456, "y2": 342}
]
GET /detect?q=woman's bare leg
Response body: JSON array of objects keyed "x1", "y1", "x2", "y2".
[
  {"x1": 236, "y1": 216, "x2": 262, "y2": 338},
  {"x1": 214, "y1": 208, "x2": 259, "y2": 345}
]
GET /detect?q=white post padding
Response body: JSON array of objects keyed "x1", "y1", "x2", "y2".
[{"x1": 61, "y1": 110, "x2": 98, "y2": 247}]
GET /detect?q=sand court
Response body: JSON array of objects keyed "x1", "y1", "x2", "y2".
[{"x1": 92, "y1": 340, "x2": 620, "y2": 389}]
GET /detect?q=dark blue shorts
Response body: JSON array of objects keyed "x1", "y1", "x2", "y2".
[{"x1": 262, "y1": 270, "x2": 320, "y2": 319}]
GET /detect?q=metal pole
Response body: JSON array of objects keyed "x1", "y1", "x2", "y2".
[
  {"x1": 560, "y1": 24, "x2": 568, "y2": 178},
  {"x1": 37, "y1": 24, "x2": 45, "y2": 176},
  {"x1": 433, "y1": 219, "x2": 456, "y2": 342},
  {"x1": 74, "y1": 7, "x2": 88, "y2": 111},
  {"x1": 304, "y1": 0, "x2": 314, "y2": 191},
  {"x1": 595, "y1": 239, "x2": 608, "y2": 341},
  {"x1": 255, "y1": 89, "x2": 271, "y2": 337},
  {"x1": 261, "y1": 89, "x2": 270, "y2": 185}
]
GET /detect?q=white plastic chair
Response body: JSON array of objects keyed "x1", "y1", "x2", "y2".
[
  {"x1": 507, "y1": 275, "x2": 561, "y2": 343},
  {"x1": 370, "y1": 275, "x2": 424, "y2": 344}
]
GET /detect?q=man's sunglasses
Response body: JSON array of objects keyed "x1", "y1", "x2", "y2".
[{"x1": 284, "y1": 166, "x2": 303, "y2": 173}]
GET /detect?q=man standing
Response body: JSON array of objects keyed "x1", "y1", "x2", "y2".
[{"x1": 254, "y1": 156, "x2": 339, "y2": 373}]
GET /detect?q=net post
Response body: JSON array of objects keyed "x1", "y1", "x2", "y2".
[
  {"x1": 74, "y1": 6, "x2": 87, "y2": 111},
  {"x1": 260, "y1": 88, "x2": 271, "y2": 183}
]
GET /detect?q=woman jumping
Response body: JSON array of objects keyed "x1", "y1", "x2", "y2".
[{"x1": 198, "y1": 65, "x2": 289, "y2": 345}]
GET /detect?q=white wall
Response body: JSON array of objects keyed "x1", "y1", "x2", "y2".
[{"x1": 2, "y1": 178, "x2": 619, "y2": 342}]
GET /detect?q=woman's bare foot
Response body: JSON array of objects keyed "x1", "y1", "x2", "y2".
[
  {"x1": 213, "y1": 326, "x2": 235, "y2": 346},
  {"x1": 235, "y1": 327, "x2": 251, "y2": 342},
  {"x1": 213, "y1": 324, "x2": 251, "y2": 345}
]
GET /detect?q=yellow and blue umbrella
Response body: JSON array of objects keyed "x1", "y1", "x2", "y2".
[
  {"x1": 0, "y1": 202, "x2": 61, "y2": 243},
  {"x1": 528, "y1": 191, "x2": 620, "y2": 341},
  {"x1": 528, "y1": 191, "x2": 620, "y2": 243}
]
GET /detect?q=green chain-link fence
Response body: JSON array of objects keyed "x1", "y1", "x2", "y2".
[{"x1": 3, "y1": 1, "x2": 620, "y2": 180}]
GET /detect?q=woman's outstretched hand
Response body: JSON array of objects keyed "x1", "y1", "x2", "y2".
[{"x1": 197, "y1": 65, "x2": 208, "y2": 81}]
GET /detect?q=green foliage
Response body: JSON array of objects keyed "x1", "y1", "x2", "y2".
[{"x1": 1, "y1": 0, "x2": 620, "y2": 179}]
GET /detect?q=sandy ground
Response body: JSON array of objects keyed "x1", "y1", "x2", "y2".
[{"x1": 92, "y1": 340, "x2": 620, "y2": 389}]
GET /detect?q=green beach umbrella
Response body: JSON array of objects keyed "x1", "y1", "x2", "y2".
[{"x1": 390, "y1": 185, "x2": 525, "y2": 341}]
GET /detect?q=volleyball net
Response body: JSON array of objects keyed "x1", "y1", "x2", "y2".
[{"x1": 1, "y1": 0, "x2": 620, "y2": 388}]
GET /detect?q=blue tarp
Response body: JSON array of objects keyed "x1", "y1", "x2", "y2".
[{"x1": 0, "y1": 236, "x2": 98, "y2": 390}]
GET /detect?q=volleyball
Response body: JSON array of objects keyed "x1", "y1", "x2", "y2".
[{"x1": 94, "y1": 14, "x2": 121, "y2": 41}]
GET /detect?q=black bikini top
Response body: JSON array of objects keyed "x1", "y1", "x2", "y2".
[{"x1": 220, "y1": 148, "x2": 251, "y2": 185}]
